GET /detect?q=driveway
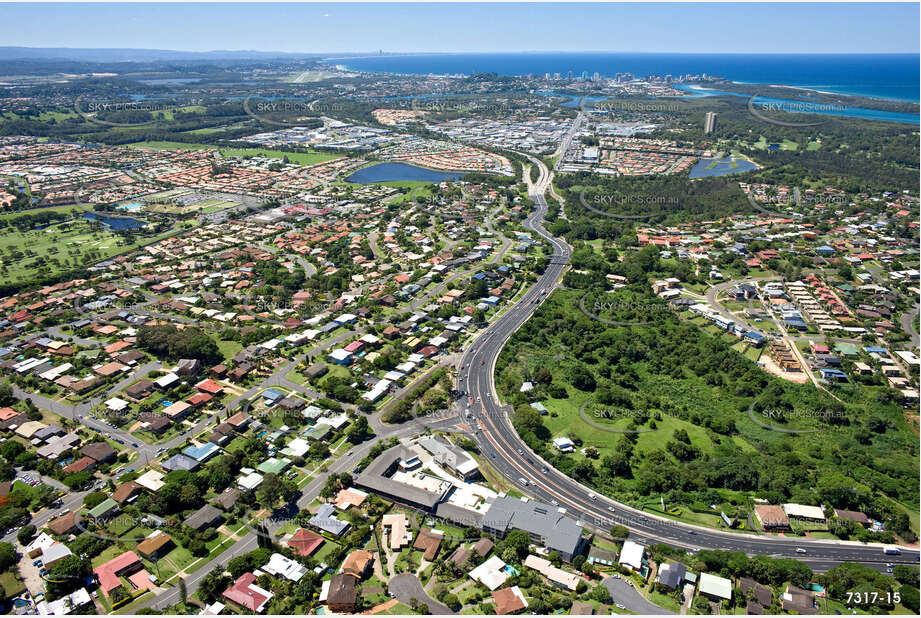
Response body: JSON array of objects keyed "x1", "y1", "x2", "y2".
[
  {"x1": 387, "y1": 574, "x2": 454, "y2": 615},
  {"x1": 602, "y1": 576, "x2": 674, "y2": 615}
]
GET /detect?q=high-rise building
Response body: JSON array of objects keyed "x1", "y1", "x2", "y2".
[
  {"x1": 567, "y1": 70, "x2": 573, "y2": 79},
  {"x1": 704, "y1": 112, "x2": 718, "y2": 134}
]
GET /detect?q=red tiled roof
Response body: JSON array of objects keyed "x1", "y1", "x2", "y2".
[
  {"x1": 195, "y1": 379, "x2": 224, "y2": 394},
  {"x1": 93, "y1": 551, "x2": 141, "y2": 594},
  {"x1": 223, "y1": 573, "x2": 271, "y2": 613},
  {"x1": 288, "y1": 528, "x2": 325, "y2": 557}
]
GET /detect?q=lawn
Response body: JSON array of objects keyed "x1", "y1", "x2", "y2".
[
  {"x1": 217, "y1": 339, "x2": 243, "y2": 361},
  {"x1": 380, "y1": 602, "x2": 413, "y2": 614},
  {"x1": 126, "y1": 141, "x2": 341, "y2": 166},
  {"x1": 164, "y1": 545, "x2": 196, "y2": 572},
  {"x1": 312, "y1": 539, "x2": 341, "y2": 566},
  {"x1": 0, "y1": 570, "x2": 26, "y2": 597},
  {"x1": 648, "y1": 590, "x2": 683, "y2": 613},
  {"x1": 92, "y1": 544, "x2": 128, "y2": 568}
]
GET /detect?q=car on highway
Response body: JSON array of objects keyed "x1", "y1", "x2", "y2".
[
  {"x1": 588, "y1": 492, "x2": 596, "y2": 500},
  {"x1": 795, "y1": 548, "x2": 806, "y2": 554},
  {"x1": 616, "y1": 604, "x2": 625, "y2": 610},
  {"x1": 550, "y1": 499, "x2": 558, "y2": 506},
  {"x1": 541, "y1": 466, "x2": 549, "y2": 473},
  {"x1": 518, "y1": 477, "x2": 529, "y2": 486},
  {"x1": 490, "y1": 452, "x2": 496, "y2": 458},
  {"x1": 517, "y1": 448, "x2": 523, "y2": 455}
]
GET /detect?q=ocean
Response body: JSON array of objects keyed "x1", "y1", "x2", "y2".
[{"x1": 336, "y1": 52, "x2": 920, "y2": 102}]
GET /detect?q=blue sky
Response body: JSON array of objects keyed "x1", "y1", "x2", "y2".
[{"x1": 1, "y1": 2, "x2": 918, "y2": 54}]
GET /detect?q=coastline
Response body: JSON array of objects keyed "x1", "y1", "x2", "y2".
[{"x1": 330, "y1": 53, "x2": 919, "y2": 104}]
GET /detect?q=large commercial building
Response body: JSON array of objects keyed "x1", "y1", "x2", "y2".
[
  {"x1": 704, "y1": 112, "x2": 717, "y2": 134},
  {"x1": 355, "y1": 445, "x2": 588, "y2": 561},
  {"x1": 480, "y1": 496, "x2": 588, "y2": 562}
]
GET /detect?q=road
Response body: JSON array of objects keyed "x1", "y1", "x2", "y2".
[
  {"x1": 901, "y1": 303, "x2": 920, "y2": 348},
  {"x1": 458, "y1": 156, "x2": 921, "y2": 573},
  {"x1": 388, "y1": 574, "x2": 454, "y2": 615},
  {"x1": 554, "y1": 106, "x2": 586, "y2": 171},
  {"x1": 602, "y1": 576, "x2": 674, "y2": 614}
]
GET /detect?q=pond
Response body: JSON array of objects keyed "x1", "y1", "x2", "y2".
[
  {"x1": 688, "y1": 155, "x2": 759, "y2": 178},
  {"x1": 346, "y1": 162, "x2": 466, "y2": 184},
  {"x1": 82, "y1": 212, "x2": 146, "y2": 230}
]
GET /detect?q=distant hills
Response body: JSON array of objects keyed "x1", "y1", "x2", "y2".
[{"x1": 0, "y1": 46, "x2": 331, "y2": 62}]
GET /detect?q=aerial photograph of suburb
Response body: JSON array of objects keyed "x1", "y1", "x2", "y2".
[{"x1": 0, "y1": 1, "x2": 917, "y2": 616}]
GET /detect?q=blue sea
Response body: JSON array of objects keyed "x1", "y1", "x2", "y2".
[{"x1": 337, "y1": 53, "x2": 920, "y2": 102}]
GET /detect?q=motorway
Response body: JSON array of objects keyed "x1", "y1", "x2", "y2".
[{"x1": 457, "y1": 157, "x2": 920, "y2": 573}]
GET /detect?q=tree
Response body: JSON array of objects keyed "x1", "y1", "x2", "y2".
[
  {"x1": 179, "y1": 578, "x2": 187, "y2": 605},
  {"x1": 498, "y1": 530, "x2": 530, "y2": 560},
  {"x1": 0, "y1": 382, "x2": 14, "y2": 406},
  {"x1": 1, "y1": 440, "x2": 25, "y2": 461},
  {"x1": 693, "y1": 596, "x2": 712, "y2": 614},
  {"x1": 197, "y1": 567, "x2": 230, "y2": 604},
  {"x1": 46, "y1": 555, "x2": 91, "y2": 599},
  {"x1": 591, "y1": 584, "x2": 611, "y2": 603},
  {"x1": 17, "y1": 524, "x2": 36, "y2": 544},
  {"x1": 0, "y1": 542, "x2": 16, "y2": 571},
  {"x1": 346, "y1": 415, "x2": 373, "y2": 444},
  {"x1": 188, "y1": 539, "x2": 207, "y2": 557},
  {"x1": 443, "y1": 594, "x2": 461, "y2": 612},
  {"x1": 899, "y1": 585, "x2": 920, "y2": 614}
]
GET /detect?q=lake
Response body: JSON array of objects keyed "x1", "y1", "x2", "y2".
[
  {"x1": 83, "y1": 212, "x2": 146, "y2": 230},
  {"x1": 346, "y1": 162, "x2": 466, "y2": 183},
  {"x1": 689, "y1": 156, "x2": 759, "y2": 178}
]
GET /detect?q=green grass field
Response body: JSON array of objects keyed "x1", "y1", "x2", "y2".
[
  {"x1": 217, "y1": 339, "x2": 243, "y2": 361},
  {"x1": 0, "y1": 570, "x2": 26, "y2": 597},
  {"x1": 126, "y1": 141, "x2": 341, "y2": 166},
  {"x1": 0, "y1": 215, "x2": 194, "y2": 286},
  {"x1": 0, "y1": 203, "x2": 91, "y2": 221}
]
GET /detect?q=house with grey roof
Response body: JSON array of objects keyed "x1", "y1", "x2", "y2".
[
  {"x1": 308, "y1": 503, "x2": 350, "y2": 536},
  {"x1": 184, "y1": 505, "x2": 223, "y2": 531}
]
